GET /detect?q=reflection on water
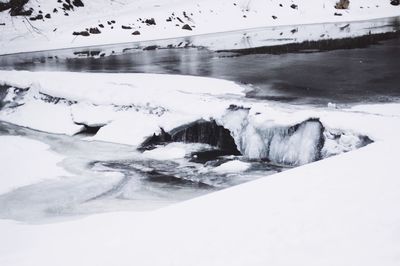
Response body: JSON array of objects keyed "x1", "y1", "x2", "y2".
[{"x1": 1, "y1": 17, "x2": 400, "y2": 105}]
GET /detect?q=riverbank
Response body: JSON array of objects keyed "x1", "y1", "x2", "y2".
[{"x1": 0, "y1": 0, "x2": 399, "y2": 55}]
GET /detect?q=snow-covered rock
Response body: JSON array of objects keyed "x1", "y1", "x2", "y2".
[{"x1": 0, "y1": 71, "x2": 382, "y2": 166}]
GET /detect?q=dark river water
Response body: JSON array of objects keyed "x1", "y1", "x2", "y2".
[{"x1": 1, "y1": 17, "x2": 400, "y2": 105}]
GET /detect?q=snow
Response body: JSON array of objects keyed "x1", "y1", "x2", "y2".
[
  {"x1": 143, "y1": 142, "x2": 212, "y2": 160},
  {"x1": 212, "y1": 160, "x2": 251, "y2": 173},
  {"x1": 0, "y1": 71, "x2": 244, "y2": 140},
  {"x1": 0, "y1": 136, "x2": 68, "y2": 195},
  {"x1": 0, "y1": 71, "x2": 400, "y2": 265},
  {"x1": 0, "y1": 0, "x2": 399, "y2": 55},
  {"x1": 0, "y1": 139, "x2": 399, "y2": 266},
  {"x1": 348, "y1": 103, "x2": 400, "y2": 117},
  {"x1": 0, "y1": 1, "x2": 399, "y2": 264},
  {"x1": 0, "y1": 71, "x2": 393, "y2": 161}
]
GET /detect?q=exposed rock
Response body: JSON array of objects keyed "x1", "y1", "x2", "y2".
[
  {"x1": 290, "y1": 4, "x2": 298, "y2": 9},
  {"x1": 139, "y1": 128, "x2": 172, "y2": 151},
  {"x1": 72, "y1": 0, "x2": 84, "y2": 7},
  {"x1": 139, "y1": 120, "x2": 241, "y2": 156},
  {"x1": 170, "y1": 120, "x2": 240, "y2": 155},
  {"x1": 391, "y1": 0, "x2": 400, "y2": 6},
  {"x1": 62, "y1": 3, "x2": 72, "y2": 11},
  {"x1": 45, "y1": 13, "x2": 51, "y2": 19},
  {"x1": 0, "y1": 3, "x2": 9, "y2": 12},
  {"x1": 272, "y1": 15, "x2": 277, "y2": 19},
  {"x1": 121, "y1": 25, "x2": 132, "y2": 29},
  {"x1": 143, "y1": 45, "x2": 158, "y2": 50},
  {"x1": 74, "y1": 123, "x2": 103, "y2": 136},
  {"x1": 73, "y1": 31, "x2": 90, "y2": 36},
  {"x1": 89, "y1": 27, "x2": 101, "y2": 34},
  {"x1": 3, "y1": 0, "x2": 32, "y2": 16},
  {"x1": 29, "y1": 14, "x2": 43, "y2": 21},
  {"x1": 144, "y1": 18, "x2": 156, "y2": 25},
  {"x1": 182, "y1": 24, "x2": 192, "y2": 30},
  {"x1": 98, "y1": 24, "x2": 104, "y2": 28},
  {"x1": 132, "y1": 30, "x2": 141, "y2": 35},
  {"x1": 335, "y1": 0, "x2": 350, "y2": 9}
]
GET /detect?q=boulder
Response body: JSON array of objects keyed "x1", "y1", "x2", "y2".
[
  {"x1": 391, "y1": 0, "x2": 400, "y2": 6},
  {"x1": 335, "y1": 0, "x2": 350, "y2": 9},
  {"x1": 182, "y1": 24, "x2": 192, "y2": 30}
]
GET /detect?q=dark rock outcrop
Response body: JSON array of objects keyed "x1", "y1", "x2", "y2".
[
  {"x1": 89, "y1": 27, "x2": 101, "y2": 34},
  {"x1": 74, "y1": 123, "x2": 103, "y2": 136},
  {"x1": 391, "y1": 0, "x2": 400, "y2": 6},
  {"x1": 73, "y1": 31, "x2": 90, "y2": 36},
  {"x1": 132, "y1": 30, "x2": 141, "y2": 35},
  {"x1": 72, "y1": 0, "x2": 84, "y2": 7},
  {"x1": 144, "y1": 18, "x2": 156, "y2": 25},
  {"x1": 139, "y1": 128, "x2": 172, "y2": 151},
  {"x1": 140, "y1": 120, "x2": 241, "y2": 157},
  {"x1": 182, "y1": 24, "x2": 192, "y2": 30},
  {"x1": 170, "y1": 120, "x2": 240, "y2": 155},
  {"x1": 0, "y1": 0, "x2": 32, "y2": 16},
  {"x1": 335, "y1": 0, "x2": 350, "y2": 9}
]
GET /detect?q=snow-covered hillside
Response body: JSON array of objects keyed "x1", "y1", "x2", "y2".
[{"x1": 0, "y1": 0, "x2": 399, "y2": 54}]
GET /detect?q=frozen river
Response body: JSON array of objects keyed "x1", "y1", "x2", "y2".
[{"x1": 0, "y1": 17, "x2": 398, "y2": 222}]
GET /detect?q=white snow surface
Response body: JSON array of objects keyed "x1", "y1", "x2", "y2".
[
  {"x1": 0, "y1": 136, "x2": 68, "y2": 194},
  {"x1": 0, "y1": 71, "x2": 400, "y2": 265},
  {"x1": 0, "y1": 71, "x2": 245, "y2": 140},
  {"x1": 0, "y1": 0, "x2": 399, "y2": 54},
  {"x1": 0, "y1": 139, "x2": 400, "y2": 266},
  {"x1": 0, "y1": 71, "x2": 397, "y2": 164},
  {"x1": 212, "y1": 160, "x2": 251, "y2": 173}
]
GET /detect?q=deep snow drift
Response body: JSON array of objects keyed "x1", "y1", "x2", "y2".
[{"x1": 0, "y1": 0, "x2": 399, "y2": 54}]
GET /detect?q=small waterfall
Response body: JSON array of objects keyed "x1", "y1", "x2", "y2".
[{"x1": 221, "y1": 108, "x2": 325, "y2": 165}]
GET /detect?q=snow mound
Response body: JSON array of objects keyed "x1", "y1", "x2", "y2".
[
  {"x1": 0, "y1": 71, "x2": 375, "y2": 167},
  {"x1": 0, "y1": 135, "x2": 68, "y2": 195}
]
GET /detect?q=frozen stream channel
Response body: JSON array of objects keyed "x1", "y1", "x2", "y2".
[{"x1": 0, "y1": 121, "x2": 286, "y2": 222}]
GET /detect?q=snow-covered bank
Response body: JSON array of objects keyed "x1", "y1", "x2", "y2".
[
  {"x1": 0, "y1": 71, "x2": 377, "y2": 166},
  {"x1": 0, "y1": 70, "x2": 399, "y2": 265},
  {"x1": 0, "y1": 0, "x2": 399, "y2": 55},
  {"x1": 0, "y1": 138, "x2": 399, "y2": 266},
  {"x1": 0, "y1": 136, "x2": 68, "y2": 194}
]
